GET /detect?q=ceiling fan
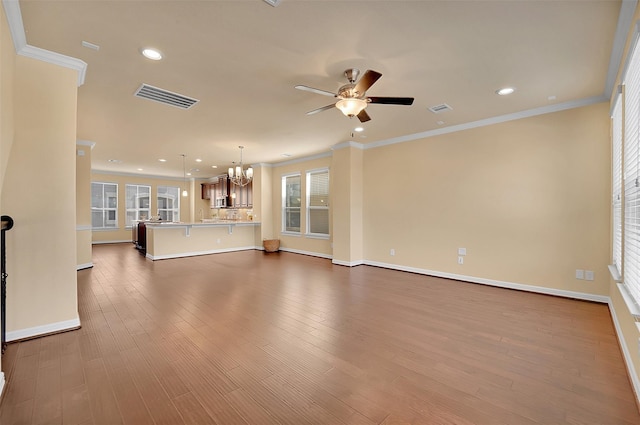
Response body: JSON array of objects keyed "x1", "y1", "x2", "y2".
[{"x1": 295, "y1": 69, "x2": 414, "y2": 123}]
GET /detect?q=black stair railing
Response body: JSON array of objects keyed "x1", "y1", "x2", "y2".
[{"x1": 2, "y1": 215, "x2": 14, "y2": 354}]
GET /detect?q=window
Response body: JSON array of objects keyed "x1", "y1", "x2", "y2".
[
  {"x1": 306, "y1": 169, "x2": 329, "y2": 237},
  {"x1": 612, "y1": 94, "x2": 623, "y2": 276},
  {"x1": 125, "y1": 184, "x2": 151, "y2": 227},
  {"x1": 157, "y1": 186, "x2": 180, "y2": 222},
  {"x1": 91, "y1": 182, "x2": 118, "y2": 229},
  {"x1": 282, "y1": 174, "x2": 301, "y2": 233},
  {"x1": 621, "y1": 31, "x2": 640, "y2": 310}
]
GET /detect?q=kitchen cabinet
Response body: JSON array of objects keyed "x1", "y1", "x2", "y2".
[
  {"x1": 229, "y1": 180, "x2": 253, "y2": 208},
  {"x1": 208, "y1": 175, "x2": 252, "y2": 208},
  {"x1": 201, "y1": 183, "x2": 211, "y2": 200}
]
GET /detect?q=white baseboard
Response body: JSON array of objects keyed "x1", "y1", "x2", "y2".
[
  {"x1": 332, "y1": 259, "x2": 365, "y2": 267},
  {"x1": 363, "y1": 260, "x2": 609, "y2": 304},
  {"x1": 76, "y1": 262, "x2": 93, "y2": 270},
  {"x1": 608, "y1": 299, "x2": 640, "y2": 407},
  {"x1": 279, "y1": 247, "x2": 332, "y2": 260},
  {"x1": 6, "y1": 317, "x2": 81, "y2": 342},
  {"x1": 0, "y1": 372, "x2": 5, "y2": 399},
  {"x1": 146, "y1": 246, "x2": 258, "y2": 260},
  {"x1": 92, "y1": 240, "x2": 132, "y2": 245}
]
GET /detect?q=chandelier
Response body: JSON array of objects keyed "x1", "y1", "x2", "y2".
[{"x1": 228, "y1": 146, "x2": 253, "y2": 187}]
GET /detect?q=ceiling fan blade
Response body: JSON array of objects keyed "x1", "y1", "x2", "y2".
[
  {"x1": 357, "y1": 109, "x2": 371, "y2": 123},
  {"x1": 295, "y1": 85, "x2": 337, "y2": 97},
  {"x1": 368, "y1": 96, "x2": 414, "y2": 106},
  {"x1": 306, "y1": 104, "x2": 335, "y2": 115},
  {"x1": 354, "y1": 70, "x2": 382, "y2": 95}
]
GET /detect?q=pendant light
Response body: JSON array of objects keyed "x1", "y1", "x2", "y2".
[{"x1": 181, "y1": 154, "x2": 188, "y2": 197}]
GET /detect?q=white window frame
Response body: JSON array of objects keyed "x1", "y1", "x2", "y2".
[
  {"x1": 282, "y1": 173, "x2": 301, "y2": 235},
  {"x1": 125, "y1": 184, "x2": 151, "y2": 228},
  {"x1": 157, "y1": 186, "x2": 180, "y2": 222},
  {"x1": 91, "y1": 182, "x2": 118, "y2": 230},
  {"x1": 619, "y1": 24, "x2": 640, "y2": 316},
  {"x1": 305, "y1": 168, "x2": 329, "y2": 239},
  {"x1": 612, "y1": 92, "x2": 623, "y2": 279}
]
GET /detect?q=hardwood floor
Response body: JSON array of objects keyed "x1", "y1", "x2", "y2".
[{"x1": 1, "y1": 243, "x2": 639, "y2": 424}]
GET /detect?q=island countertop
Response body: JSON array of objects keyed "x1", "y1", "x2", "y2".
[
  {"x1": 144, "y1": 220, "x2": 260, "y2": 227},
  {"x1": 142, "y1": 220, "x2": 261, "y2": 260}
]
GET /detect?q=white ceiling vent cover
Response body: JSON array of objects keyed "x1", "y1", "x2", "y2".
[
  {"x1": 428, "y1": 103, "x2": 453, "y2": 114},
  {"x1": 134, "y1": 84, "x2": 199, "y2": 109}
]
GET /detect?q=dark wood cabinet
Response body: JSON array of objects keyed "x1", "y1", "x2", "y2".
[
  {"x1": 207, "y1": 175, "x2": 252, "y2": 208},
  {"x1": 201, "y1": 183, "x2": 211, "y2": 200}
]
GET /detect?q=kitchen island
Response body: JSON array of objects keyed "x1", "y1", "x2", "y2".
[{"x1": 141, "y1": 221, "x2": 261, "y2": 260}]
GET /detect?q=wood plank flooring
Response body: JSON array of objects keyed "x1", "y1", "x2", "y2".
[{"x1": 1, "y1": 243, "x2": 639, "y2": 424}]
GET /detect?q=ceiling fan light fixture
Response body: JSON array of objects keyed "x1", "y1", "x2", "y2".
[{"x1": 336, "y1": 98, "x2": 367, "y2": 117}]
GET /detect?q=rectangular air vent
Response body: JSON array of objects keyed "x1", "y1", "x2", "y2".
[
  {"x1": 428, "y1": 103, "x2": 453, "y2": 114},
  {"x1": 134, "y1": 84, "x2": 199, "y2": 109}
]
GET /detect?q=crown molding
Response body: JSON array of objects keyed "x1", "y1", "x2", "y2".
[
  {"x1": 331, "y1": 141, "x2": 365, "y2": 151},
  {"x1": 364, "y1": 95, "x2": 608, "y2": 150},
  {"x1": 2, "y1": 0, "x2": 87, "y2": 86},
  {"x1": 605, "y1": 0, "x2": 639, "y2": 97},
  {"x1": 271, "y1": 151, "x2": 332, "y2": 167}
]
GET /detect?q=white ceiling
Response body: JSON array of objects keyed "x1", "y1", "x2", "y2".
[{"x1": 16, "y1": 0, "x2": 624, "y2": 179}]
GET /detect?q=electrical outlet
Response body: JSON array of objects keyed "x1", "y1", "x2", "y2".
[
  {"x1": 576, "y1": 269, "x2": 584, "y2": 280},
  {"x1": 390, "y1": 248, "x2": 395, "y2": 256},
  {"x1": 585, "y1": 270, "x2": 594, "y2": 281},
  {"x1": 458, "y1": 256, "x2": 464, "y2": 265},
  {"x1": 458, "y1": 248, "x2": 467, "y2": 256},
  {"x1": 216, "y1": 238, "x2": 221, "y2": 244}
]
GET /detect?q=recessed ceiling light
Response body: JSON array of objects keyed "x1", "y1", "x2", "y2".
[
  {"x1": 195, "y1": 158, "x2": 202, "y2": 162},
  {"x1": 211, "y1": 165, "x2": 218, "y2": 169},
  {"x1": 282, "y1": 153, "x2": 292, "y2": 158},
  {"x1": 158, "y1": 158, "x2": 167, "y2": 162},
  {"x1": 496, "y1": 87, "x2": 515, "y2": 96},
  {"x1": 437, "y1": 120, "x2": 445, "y2": 125},
  {"x1": 186, "y1": 172, "x2": 192, "y2": 176},
  {"x1": 137, "y1": 168, "x2": 143, "y2": 171},
  {"x1": 354, "y1": 127, "x2": 364, "y2": 132},
  {"x1": 107, "y1": 159, "x2": 122, "y2": 163},
  {"x1": 548, "y1": 95, "x2": 557, "y2": 101},
  {"x1": 142, "y1": 48, "x2": 162, "y2": 61}
]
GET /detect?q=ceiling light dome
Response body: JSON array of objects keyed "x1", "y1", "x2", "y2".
[
  {"x1": 496, "y1": 87, "x2": 515, "y2": 96},
  {"x1": 142, "y1": 48, "x2": 162, "y2": 61},
  {"x1": 336, "y1": 98, "x2": 367, "y2": 117}
]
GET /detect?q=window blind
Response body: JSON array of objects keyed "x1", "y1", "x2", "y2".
[
  {"x1": 624, "y1": 36, "x2": 640, "y2": 303},
  {"x1": 612, "y1": 94, "x2": 623, "y2": 276},
  {"x1": 307, "y1": 170, "x2": 329, "y2": 236}
]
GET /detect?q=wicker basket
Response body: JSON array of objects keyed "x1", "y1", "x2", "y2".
[{"x1": 263, "y1": 239, "x2": 280, "y2": 252}]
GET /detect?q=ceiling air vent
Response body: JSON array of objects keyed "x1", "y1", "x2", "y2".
[
  {"x1": 428, "y1": 103, "x2": 453, "y2": 114},
  {"x1": 134, "y1": 84, "x2": 199, "y2": 110}
]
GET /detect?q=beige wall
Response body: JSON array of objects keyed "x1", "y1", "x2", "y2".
[
  {"x1": 1, "y1": 54, "x2": 79, "y2": 336},
  {"x1": 253, "y1": 165, "x2": 274, "y2": 242},
  {"x1": 76, "y1": 143, "x2": 92, "y2": 267},
  {"x1": 331, "y1": 145, "x2": 364, "y2": 265},
  {"x1": 91, "y1": 171, "x2": 192, "y2": 243},
  {"x1": 364, "y1": 102, "x2": 611, "y2": 297},
  {"x1": 271, "y1": 156, "x2": 332, "y2": 257},
  {"x1": 0, "y1": 0, "x2": 13, "y2": 380}
]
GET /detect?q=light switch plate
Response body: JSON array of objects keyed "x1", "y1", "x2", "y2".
[
  {"x1": 585, "y1": 270, "x2": 594, "y2": 281},
  {"x1": 576, "y1": 269, "x2": 584, "y2": 279},
  {"x1": 458, "y1": 248, "x2": 467, "y2": 256}
]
